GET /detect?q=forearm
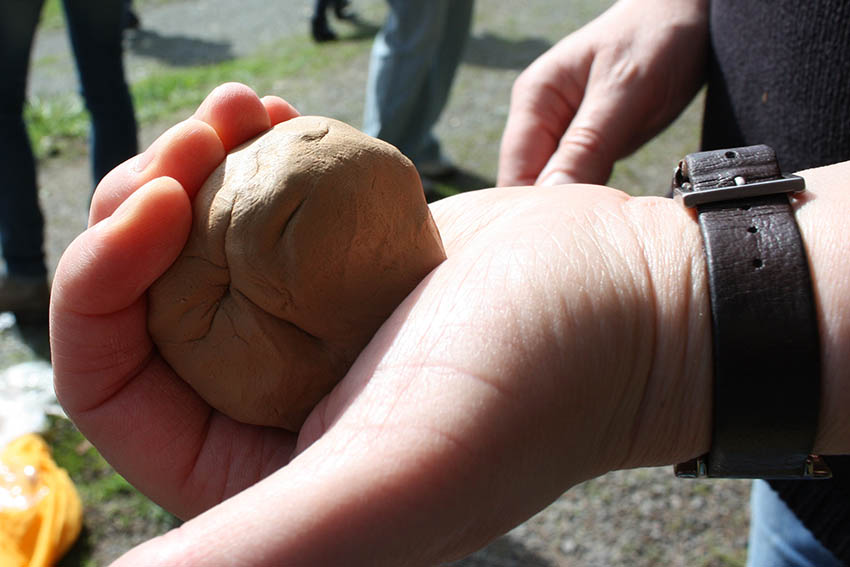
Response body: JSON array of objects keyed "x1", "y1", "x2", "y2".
[
  {"x1": 107, "y1": 162, "x2": 850, "y2": 567},
  {"x1": 794, "y1": 161, "x2": 850, "y2": 455},
  {"x1": 335, "y1": 161, "x2": 850, "y2": 551}
]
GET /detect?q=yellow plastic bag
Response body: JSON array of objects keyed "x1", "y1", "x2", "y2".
[{"x1": 0, "y1": 434, "x2": 82, "y2": 567}]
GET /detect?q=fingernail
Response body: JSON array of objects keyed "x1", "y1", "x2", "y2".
[{"x1": 538, "y1": 171, "x2": 574, "y2": 187}]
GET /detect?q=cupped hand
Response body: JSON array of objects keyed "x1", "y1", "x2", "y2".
[
  {"x1": 51, "y1": 83, "x2": 302, "y2": 519},
  {"x1": 497, "y1": 0, "x2": 709, "y2": 187},
  {"x1": 52, "y1": 83, "x2": 713, "y2": 566}
]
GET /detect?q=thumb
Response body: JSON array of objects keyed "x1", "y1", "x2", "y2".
[{"x1": 535, "y1": 73, "x2": 638, "y2": 187}]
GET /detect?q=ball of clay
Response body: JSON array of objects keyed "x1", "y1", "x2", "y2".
[{"x1": 148, "y1": 116, "x2": 446, "y2": 431}]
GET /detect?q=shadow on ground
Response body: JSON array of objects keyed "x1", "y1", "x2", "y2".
[
  {"x1": 464, "y1": 32, "x2": 552, "y2": 70},
  {"x1": 57, "y1": 526, "x2": 93, "y2": 567},
  {"x1": 426, "y1": 167, "x2": 495, "y2": 203},
  {"x1": 126, "y1": 28, "x2": 234, "y2": 66},
  {"x1": 336, "y1": 15, "x2": 382, "y2": 42},
  {"x1": 445, "y1": 534, "x2": 554, "y2": 566}
]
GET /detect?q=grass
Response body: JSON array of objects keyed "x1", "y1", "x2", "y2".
[
  {"x1": 39, "y1": 0, "x2": 65, "y2": 30},
  {"x1": 39, "y1": 0, "x2": 173, "y2": 30},
  {"x1": 24, "y1": 32, "x2": 367, "y2": 161},
  {"x1": 24, "y1": 95, "x2": 89, "y2": 159},
  {"x1": 132, "y1": 37, "x2": 361, "y2": 123},
  {"x1": 44, "y1": 416, "x2": 180, "y2": 566}
]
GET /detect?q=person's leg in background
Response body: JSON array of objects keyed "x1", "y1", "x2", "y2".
[
  {"x1": 0, "y1": 0, "x2": 51, "y2": 320},
  {"x1": 62, "y1": 0, "x2": 138, "y2": 186},
  {"x1": 363, "y1": 0, "x2": 473, "y2": 178},
  {"x1": 411, "y1": 0, "x2": 473, "y2": 177},
  {"x1": 332, "y1": 0, "x2": 353, "y2": 20},
  {"x1": 312, "y1": 0, "x2": 337, "y2": 42},
  {"x1": 123, "y1": 0, "x2": 140, "y2": 31},
  {"x1": 747, "y1": 480, "x2": 843, "y2": 567},
  {"x1": 363, "y1": 0, "x2": 438, "y2": 161}
]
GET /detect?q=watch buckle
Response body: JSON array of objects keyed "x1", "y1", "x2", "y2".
[{"x1": 673, "y1": 172, "x2": 806, "y2": 208}]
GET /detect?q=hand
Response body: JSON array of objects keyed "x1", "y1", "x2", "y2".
[
  {"x1": 52, "y1": 84, "x2": 711, "y2": 565},
  {"x1": 50, "y1": 81, "x2": 714, "y2": 565},
  {"x1": 497, "y1": 0, "x2": 709, "y2": 187},
  {"x1": 53, "y1": 83, "x2": 715, "y2": 566},
  {"x1": 51, "y1": 83, "x2": 850, "y2": 566},
  {"x1": 51, "y1": 83, "x2": 302, "y2": 518}
]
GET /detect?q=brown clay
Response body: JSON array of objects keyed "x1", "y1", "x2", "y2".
[{"x1": 147, "y1": 116, "x2": 446, "y2": 431}]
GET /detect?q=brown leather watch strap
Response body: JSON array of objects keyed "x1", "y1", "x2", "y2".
[{"x1": 672, "y1": 145, "x2": 829, "y2": 479}]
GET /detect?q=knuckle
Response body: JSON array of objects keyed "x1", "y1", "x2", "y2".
[
  {"x1": 560, "y1": 125, "x2": 609, "y2": 162},
  {"x1": 510, "y1": 66, "x2": 543, "y2": 104},
  {"x1": 608, "y1": 54, "x2": 642, "y2": 86},
  {"x1": 549, "y1": 126, "x2": 614, "y2": 183}
]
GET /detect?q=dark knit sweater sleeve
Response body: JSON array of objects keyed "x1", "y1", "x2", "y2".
[
  {"x1": 703, "y1": 1, "x2": 850, "y2": 563},
  {"x1": 703, "y1": 1, "x2": 850, "y2": 172}
]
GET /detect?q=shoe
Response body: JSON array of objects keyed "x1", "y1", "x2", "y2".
[
  {"x1": 334, "y1": 0, "x2": 355, "y2": 20},
  {"x1": 416, "y1": 157, "x2": 458, "y2": 180},
  {"x1": 0, "y1": 274, "x2": 50, "y2": 324},
  {"x1": 311, "y1": 17, "x2": 337, "y2": 42},
  {"x1": 124, "y1": 8, "x2": 141, "y2": 30}
]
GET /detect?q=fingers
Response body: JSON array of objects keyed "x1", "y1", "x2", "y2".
[
  {"x1": 58, "y1": 177, "x2": 191, "y2": 316},
  {"x1": 497, "y1": 38, "x2": 593, "y2": 187},
  {"x1": 497, "y1": 46, "x2": 654, "y2": 188},
  {"x1": 499, "y1": 33, "x2": 637, "y2": 187},
  {"x1": 261, "y1": 94, "x2": 301, "y2": 125},
  {"x1": 52, "y1": 176, "x2": 191, "y2": 409},
  {"x1": 52, "y1": 176, "x2": 296, "y2": 517},
  {"x1": 533, "y1": 62, "x2": 641, "y2": 186},
  {"x1": 90, "y1": 83, "x2": 301, "y2": 224},
  {"x1": 193, "y1": 83, "x2": 300, "y2": 149},
  {"x1": 52, "y1": 83, "x2": 305, "y2": 518},
  {"x1": 89, "y1": 119, "x2": 224, "y2": 225},
  {"x1": 192, "y1": 82, "x2": 272, "y2": 150}
]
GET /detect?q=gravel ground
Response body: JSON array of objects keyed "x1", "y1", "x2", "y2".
[{"x1": 2, "y1": 1, "x2": 751, "y2": 565}]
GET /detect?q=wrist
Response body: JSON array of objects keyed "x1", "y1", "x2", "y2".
[
  {"x1": 794, "y1": 161, "x2": 850, "y2": 455},
  {"x1": 619, "y1": 159, "x2": 850, "y2": 473},
  {"x1": 614, "y1": 195, "x2": 713, "y2": 470}
]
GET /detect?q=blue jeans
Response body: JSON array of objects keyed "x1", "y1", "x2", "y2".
[
  {"x1": 747, "y1": 480, "x2": 843, "y2": 567},
  {"x1": 362, "y1": 0, "x2": 474, "y2": 165},
  {"x1": 0, "y1": 0, "x2": 137, "y2": 277}
]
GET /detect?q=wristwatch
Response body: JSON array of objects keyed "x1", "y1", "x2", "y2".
[{"x1": 671, "y1": 144, "x2": 831, "y2": 479}]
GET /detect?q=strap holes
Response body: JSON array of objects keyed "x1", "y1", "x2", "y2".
[
  {"x1": 725, "y1": 151, "x2": 738, "y2": 159},
  {"x1": 747, "y1": 226, "x2": 758, "y2": 233},
  {"x1": 752, "y1": 258, "x2": 764, "y2": 268}
]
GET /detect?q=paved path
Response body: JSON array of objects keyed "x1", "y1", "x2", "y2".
[{"x1": 30, "y1": 0, "x2": 349, "y2": 96}]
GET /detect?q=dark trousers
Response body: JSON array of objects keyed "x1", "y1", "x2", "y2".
[{"x1": 0, "y1": 0, "x2": 137, "y2": 276}]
